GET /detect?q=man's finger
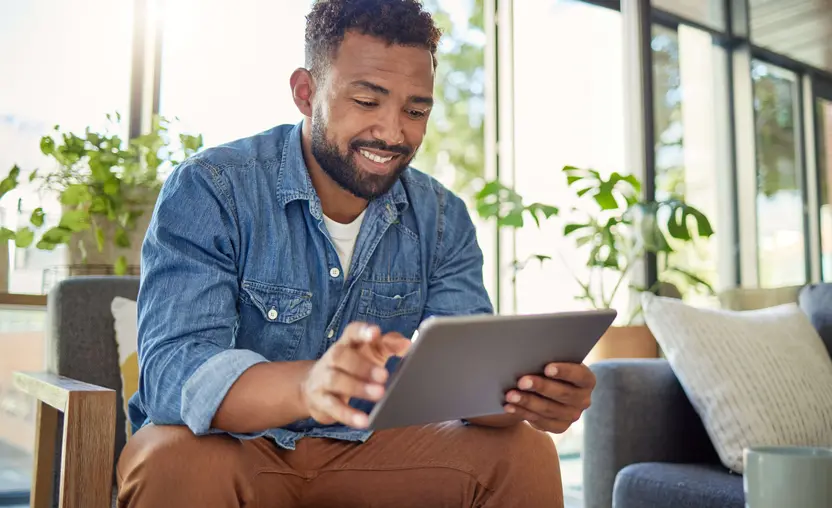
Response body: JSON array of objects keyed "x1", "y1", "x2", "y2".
[
  {"x1": 503, "y1": 402, "x2": 541, "y2": 422},
  {"x1": 505, "y1": 390, "x2": 582, "y2": 422},
  {"x1": 516, "y1": 375, "x2": 587, "y2": 407},
  {"x1": 543, "y1": 362, "x2": 596, "y2": 389},
  {"x1": 340, "y1": 322, "x2": 381, "y2": 347},
  {"x1": 319, "y1": 393, "x2": 370, "y2": 428},
  {"x1": 327, "y1": 369, "x2": 385, "y2": 401},
  {"x1": 331, "y1": 346, "x2": 389, "y2": 383}
]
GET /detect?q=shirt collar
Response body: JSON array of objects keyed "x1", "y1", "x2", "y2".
[{"x1": 276, "y1": 121, "x2": 410, "y2": 219}]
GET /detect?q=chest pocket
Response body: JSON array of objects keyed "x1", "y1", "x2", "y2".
[
  {"x1": 355, "y1": 284, "x2": 422, "y2": 336},
  {"x1": 239, "y1": 281, "x2": 312, "y2": 361}
]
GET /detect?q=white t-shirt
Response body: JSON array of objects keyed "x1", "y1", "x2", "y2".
[{"x1": 322, "y1": 209, "x2": 366, "y2": 278}]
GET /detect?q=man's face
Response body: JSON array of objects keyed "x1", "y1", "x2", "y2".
[{"x1": 310, "y1": 32, "x2": 435, "y2": 200}]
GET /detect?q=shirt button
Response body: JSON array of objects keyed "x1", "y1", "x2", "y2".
[
  {"x1": 330, "y1": 267, "x2": 341, "y2": 278},
  {"x1": 327, "y1": 329, "x2": 335, "y2": 339},
  {"x1": 267, "y1": 308, "x2": 278, "y2": 320}
]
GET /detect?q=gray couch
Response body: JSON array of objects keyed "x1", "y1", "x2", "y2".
[{"x1": 582, "y1": 283, "x2": 832, "y2": 508}]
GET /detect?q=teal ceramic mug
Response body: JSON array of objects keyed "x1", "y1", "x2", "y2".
[{"x1": 744, "y1": 446, "x2": 832, "y2": 508}]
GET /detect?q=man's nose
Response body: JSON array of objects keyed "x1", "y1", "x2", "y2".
[{"x1": 371, "y1": 109, "x2": 405, "y2": 147}]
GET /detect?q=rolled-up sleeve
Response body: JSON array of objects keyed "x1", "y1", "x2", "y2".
[
  {"x1": 136, "y1": 158, "x2": 268, "y2": 436},
  {"x1": 422, "y1": 190, "x2": 495, "y2": 320}
]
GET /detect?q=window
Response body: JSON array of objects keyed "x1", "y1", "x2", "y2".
[
  {"x1": 512, "y1": 0, "x2": 628, "y2": 318},
  {"x1": 0, "y1": 307, "x2": 47, "y2": 497},
  {"x1": 652, "y1": 0, "x2": 726, "y2": 32},
  {"x1": 158, "y1": 0, "x2": 312, "y2": 148},
  {"x1": 817, "y1": 97, "x2": 832, "y2": 280},
  {"x1": 751, "y1": 61, "x2": 807, "y2": 287},
  {"x1": 0, "y1": 0, "x2": 134, "y2": 294},
  {"x1": 750, "y1": 0, "x2": 832, "y2": 74},
  {"x1": 511, "y1": 3, "x2": 626, "y2": 501},
  {"x1": 652, "y1": 24, "x2": 732, "y2": 303}
]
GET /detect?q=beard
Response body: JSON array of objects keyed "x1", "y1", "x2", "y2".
[{"x1": 310, "y1": 108, "x2": 415, "y2": 200}]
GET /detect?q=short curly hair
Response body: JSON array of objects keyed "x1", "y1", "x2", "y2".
[{"x1": 305, "y1": 0, "x2": 442, "y2": 77}]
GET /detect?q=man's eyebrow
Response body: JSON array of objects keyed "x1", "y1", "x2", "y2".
[
  {"x1": 350, "y1": 80, "x2": 433, "y2": 106},
  {"x1": 351, "y1": 80, "x2": 389, "y2": 95},
  {"x1": 410, "y1": 95, "x2": 434, "y2": 106}
]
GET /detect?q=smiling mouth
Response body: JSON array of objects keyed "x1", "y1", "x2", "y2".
[
  {"x1": 354, "y1": 147, "x2": 404, "y2": 175},
  {"x1": 358, "y1": 148, "x2": 397, "y2": 164}
]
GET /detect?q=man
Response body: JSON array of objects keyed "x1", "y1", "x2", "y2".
[{"x1": 117, "y1": 1, "x2": 596, "y2": 506}]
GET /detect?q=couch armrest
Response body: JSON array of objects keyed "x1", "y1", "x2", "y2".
[
  {"x1": 14, "y1": 371, "x2": 116, "y2": 508},
  {"x1": 581, "y1": 359, "x2": 718, "y2": 508}
]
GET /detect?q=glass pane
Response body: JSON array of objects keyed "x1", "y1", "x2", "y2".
[
  {"x1": 750, "y1": 0, "x2": 832, "y2": 73},
  {"x1": 0, "y1": 307, "x2": 47, "y2": 496},
  {"x1": 513, "y1": 0, "x2": 628, "y2": 317},
  {"x1": 158, "y1": 0, "x2": 313, "y2": 149},
  {"x1": 512, "y1": 1, "x2": 625, "y2": 503},
  {"x1": 652, "y1": 24, "x2": 731, "y2": 305},
  {"x1": 751, "y1": 61, "x2": 807, "y2": 287},
  {"x1": 652, "y1": 0, "x2": 726, "y2": 32},
  {"x1": 0, "y1": 1, "x2": 134, "y2": 295},
  {"x1": 818, "y1": 98, "x2": 832, "y2": 281}
]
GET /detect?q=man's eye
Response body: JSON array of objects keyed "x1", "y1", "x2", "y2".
[
  {"x1": 354, "y1": 99, "x2": 377, "y2": 108},
  {"x1": 407, "y1": 110, "x2": 427, "y2": 119}
]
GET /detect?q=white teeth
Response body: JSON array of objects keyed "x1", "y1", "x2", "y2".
[{"x1": 360, "y1": 149, "x2": 394, "y2": 164}]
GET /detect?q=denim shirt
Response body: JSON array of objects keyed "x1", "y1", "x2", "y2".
[{"x1": 129, "y1": 121, "x2": 494, "y2": 449}]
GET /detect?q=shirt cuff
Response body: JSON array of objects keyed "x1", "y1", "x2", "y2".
[{"x1": 180, "y1": 348, "x2": 268, "y2": 436}]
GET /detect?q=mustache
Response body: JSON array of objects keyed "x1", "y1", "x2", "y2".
[{"x1": 351, "y1": 139, "x2": 412, "y2": 156}]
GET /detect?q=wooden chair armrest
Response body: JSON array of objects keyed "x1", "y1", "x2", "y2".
[{"x1": 13, "y1": 371, "x2": 117, "y2": 508}]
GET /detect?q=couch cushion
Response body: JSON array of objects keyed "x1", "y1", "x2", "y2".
[
  {"x1": 799, "y1": 283, "x2": 832, "y2": 355},
  {"x1": 641, "y1": 293, "x2": 832, "y2": 473},
  {"x1": 613, "y1": 463, "x2": 744, "y2": 508}
]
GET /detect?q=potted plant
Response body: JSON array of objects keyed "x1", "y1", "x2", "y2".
[
  {"x1": 474, "y1": 164, "x2": 715, "y2": 362},
  {"x1": 0, "y1": 113, "x2": 202, "y2": 278}
]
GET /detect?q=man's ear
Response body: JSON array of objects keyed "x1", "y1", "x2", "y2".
[{"x1": 290, "y1": 68, "x2": 315, "y2": 118}]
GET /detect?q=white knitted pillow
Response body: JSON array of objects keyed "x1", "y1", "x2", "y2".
[{"x1": 641, "y1": 293, "x2": 832, "y2": 473}]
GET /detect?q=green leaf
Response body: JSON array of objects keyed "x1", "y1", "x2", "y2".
[
  {"x1": 687, "y1": 207, "x2": 715, "y2": 237},
  {"x1": 58, "y1": 210, "x2": 91, "y2": 232},
  {"x1": 39, "y1": 136, "x2": 55, "y2": 155},
  {"x1": 500, "y1": 212, "x2": 524, "y2": 228},
  {"x1": 103, "y1": 179, "x2": 120, "y2": 196},
  {"x1": 60, "y1": 185, "x2": 91, "y2": 206},
  {"x1": 28, "y1": 169, "x2": 38, "y2": 182},
  {"x1": 564, "y1": 223, "x2": 590, "y2": 236},
  {"x1": 666, "y1": 207, "x2": 691, "y2": 240},
  {"x1": 594, "y1": 187, "x2": 619, "y2": 210},
  {"x1": 0, "y1": 227, "x2": 15, "y2": 242},
  {"x1": 114, "y1": 227, "x2": 131, "y2": 248},
  {"x1": 114, "y1": 255, "x2": 128, "y2": 276},
  {"x1": 95, "y1": 224, "x2": 105, "y2": 252},
  {"x1": 0, "y1": 165, "x2": 20, "y2": 200},
  {"x1": 529, "y1": 203, "x2": 559, "y2": 220},
  {"x1": 40, "y1": 226, "x2": 73, "y2": 245},
  {"x1": 574, "y1": 234, "x2": 595, "y2": 248},
  {"x1": 89, "y1": 195, "x2": 108, "y2": 214},
  {"x1": 30, "y1": 208, "x2": 45, "y2": 227},
  {"x1": 14, "y1": 227, "x2": 34, "y2": 248}
]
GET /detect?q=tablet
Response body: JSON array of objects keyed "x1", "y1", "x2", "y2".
[{"x1": 366, "y1": 309, "x2": 617, "y2": 430}]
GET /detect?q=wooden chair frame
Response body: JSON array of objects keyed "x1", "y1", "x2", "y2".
[{"x1": 14, "y1": 371, "x2": 116, "y2": 508}]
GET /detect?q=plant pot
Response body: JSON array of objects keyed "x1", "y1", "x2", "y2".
[
  {"x1": 584, "y1": 324, "x2": 658, "y2": 365},
  {"x1": 64, "y1": 194, "x2": 157, "y2": 271}
]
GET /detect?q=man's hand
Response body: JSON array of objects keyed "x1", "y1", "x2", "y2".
[
  {"x1": 502, "y1": 362, "x2": 595, "y2": 434},
  {"x1": 299, "y1": 322, "x2": 410, "y2": 429}
]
